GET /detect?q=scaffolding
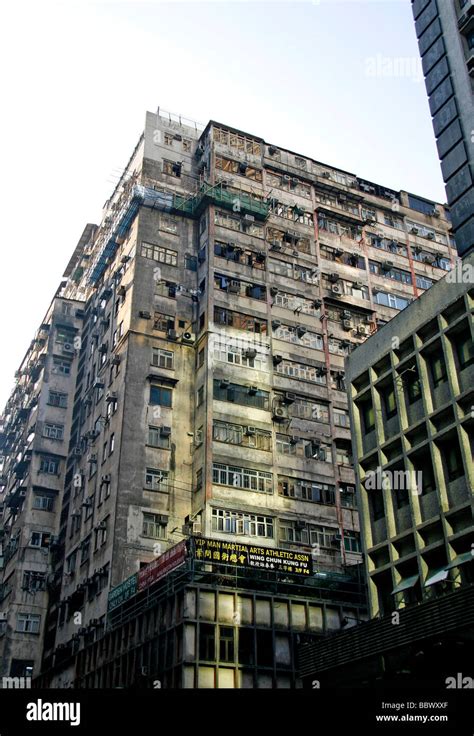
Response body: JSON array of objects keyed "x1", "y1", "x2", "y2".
[{"x1": 87, "y1": 183, "x2": 269, "y2": 285}]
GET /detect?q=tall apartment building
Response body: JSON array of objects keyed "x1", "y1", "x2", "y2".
[
  {"x1": 0, "y1": 294, "x2": 85, "y2": 679},
  {"x1": 299, "y1": 250, "x2": 474, "y2": 689},
  {"x1": 1, "y1": 110, "x2": 455, "y2": 687},
  {"x1": 412, "y1": 0, "x2": 474, "y2": 256}
]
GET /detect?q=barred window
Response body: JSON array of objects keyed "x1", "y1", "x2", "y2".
[
  {"x1": 212, "y1": 339, "x2": 268, "y2": 370},
  {"x1": 213, "y1": 421, "x2": 271, "y2": 450},
  {"x1": 287, "y1": 397, "x2": 329, "y2": 423},
  {"x1": 213, "y1": 307, "x2": 267, "y2": 334},
  {"x1": 274, "y1": 292, "x2": 320, "y2": 315},
  {"x1": 152, "y1": 347, "x2": 174, "y2": 369},
  {"x1": 213, "y1": 380, "x2": 269, "y2": 410},
  {"x1": 275, "y1": 359, "x2": 327, "y2": 385},
  {"x1": 212, "y1": 462, "x2": 273, "y2": 494},
  {"x1": 145, "y1": 468, "x2": 168, "y2": 492},
  {"x1": 273, "y1": 324, "x2": 323, "y2": 350},
  {"x1": 278, "y1": 476, "x2": 335, "y2": 504},
  {"x1": 142, "y1": 513, "x2": 167, "y2": 539}
]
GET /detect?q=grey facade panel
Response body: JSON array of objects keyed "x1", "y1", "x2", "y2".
[
  {"x1": 436, "y1": 119, "x2": 463, "y2": 159},
  {"x1": 441, "y1": 141, "x2": 468, "y2": 181},
  {"x1": 419, "y1": 17, "x2": 442, "y2": 56},
  {"x1": 413, "y1": 0, "x2": 432, "y2": 20},
  {"x1": 415, "y1": 0, "x2": 438, "y2": 37},
  {"x1": 445, "y1": 163, "x2": 473, "y2": 202},
  {"x1": 453, "y1": 217, "x2": 474, "y2": 256},
  {"x1": 432, "y1": 98, "x2": 458, "y2": 137},
  {"x1": 425, "y1": 56, "x2": 449, "y2": 95},
  {"x1": 450, "y1": 189, "x2": 474, "y2": 228},
  {"x1": 421, "y1": 37, "x2": 446, "y2": 75},
  {"x1": 429, "y1": 77, "x2": 454, "y2": 116}
]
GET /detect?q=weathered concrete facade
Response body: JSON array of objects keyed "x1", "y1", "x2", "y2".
[
  {"x1": 0, "y1": 295, "x2": 84, "y2": 679},
  {"x1": 1, "y1": 109, "x2": 457, "y2": 686}
]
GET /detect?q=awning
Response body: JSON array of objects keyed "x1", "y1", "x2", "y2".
[
  {"x1": 424, "y1": 567, "x2": 449, "y2": 587},
  {"x1": 391, "y1": 574, "x2": 418, "y2": 595},
  {"x1": 446, "y1": 552, "x2": 473, "y2": 569}
]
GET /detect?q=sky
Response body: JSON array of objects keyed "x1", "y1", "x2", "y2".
[{"x1": 0, "y1": 0, "x2": 446, "y2": 410}]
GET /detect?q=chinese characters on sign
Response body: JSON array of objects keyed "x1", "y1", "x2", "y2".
[{"x1": 194, "y1": 537, "x2": 313, "y2": 576}]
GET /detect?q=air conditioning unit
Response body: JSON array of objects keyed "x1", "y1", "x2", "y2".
[
  {"x1": 312, "y1": 299, "x2": 322, "y2": 308},
  {"x1": 120, "y1": 255, "x2": 131, "y2": 264},
  {"x1": 356, "y1": 325, "x2": 368, "y2": 336},
  {"x1": 382, "y1": 260, "x2": 394, "y2": 271},
  {"x1": 431, "y1": 210, "x2": 440, "y2": 218},
  {"x1": 0, "y1": 612, "x2": 7, "y2": 621},
  {"x1": 99, "y1": 343, "x2": 108, "y2": 354},
  {"x1": 243, "y1": 214, "x2": 255, "y2": 223},
  {"x1": 88, "y1": 454, "x2": 97, "y2": 464},
  {"x1": 410, "y1": 227, "x2": 419, "y2": 234},
  {"x1": 182, "y1": 332, "x2": 195, "y2": 344},
  {"x1": 245, "y1": 426, "x2": 257, "y2": 436},
  {"x1": 270, "y1": 241, "x2": 282, "y2": 251},
  {"x1": 331, "y1": 284, "x2": 343, "y2": 295},
  {"x1": 167, "y1": 329, "x2": 178, "y2": 340},
  {"x1": 139, "y1": 310, "x2": 151, "y2": 320},
  {"x1": 322, "y1": 171, "x2": 331, "y2": 179},
  {"x1": 160, "y1": 426, "x2": 171, "y2": 437},
  {"x1": 272, "y1": 355, "x2": 283, "y2": 366},
  {"x1": 228, "y1": 280, "x2": 240, "y2": 293},
  {"x1": 105, "y1": 391, "x2": 117, "y2": 403},
  {"x1": 93, "y1": 380, "x2": 104, "y2": 389},
  {"x1": 426, "y1": 232, "x2": 435, "y2": 240},
  {"x1": 118, "y1": 286, "x2": 127, "y2": 298},
  {"x1": 343, "y1": 319, "x2": 353, "y2": 330},
  {"x1": 283, "y1": 392, "x2": 296, "y2": 404},
  {"x1": 219, "y1": 379, "x2": 230, "y2": 389},
  {"x1": 272, "y1": 404, "x2": 289, "y2": 421},
  {"x1": 244, "y1": 348, "x2": 257, "y2": 359},
  {"x1": 268, "y1": 145, "x2": 277, "y2": 155},
  {"x1": 296, "y1": 326, "x2": 306, "y2": 338},
  {"x1": 270, "y1": 286, "x2": 279, "y2": 297},
  {"x1": 72, "y1": 447, "x2": 82, "y2": 457},
  {"x1": 247, "y1": 385, "x2": 258, "y2": 395},
  {"x1": 62, "y1": 343, "x2": 74, "y2": 354},
  {"x1": 282, "y1": 175, "x2": 291, "y2": 183},
  {"x1": 342, "y1": 310, "x2": 352, "y2": 320},
  {"x1": 271, "y1": 320, "x2": 282, "y2": 330},
  {"x1": 101, "y1": 474, "x2": 111, "y2": 484},
  {"x1": 290, "y1": 177, "x2": 299, "y2": 188},
  {"x1": 331, "y1": 533, "x2": 342, "y2": 544},
  {"x1": 111, "y1": 355, "x2": 121, "y2": 366}
]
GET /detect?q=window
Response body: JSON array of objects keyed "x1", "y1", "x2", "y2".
[
  {"x1": 444, "y1": 443, "x2": 464, "y2": 481},
  {"x1": 212, "y1": 462, "x2": 273, "y2": 494},
  {"x1": 163, "y1": 159, "x2": 181, "y2": 177},
  {"x1": 456, "y1": 332, "x2": 474, "y2": 370},
  {"x1": 39, "y1": 456, "x2": 60, "y2": 475},
  {"x1": 430, "y1": 354, "x2": 447, "y2": 387},
  {"x1": 278, "y1": 476, "x2": 335, "y2": 504},
  {"x1": 213, "y1": 421, "x2": 271, "y2": 450},
  {"x1": 213, "y1": 307, "x2": 267, "y2": 334},
  {"x1": 275, "y1": 360, "x2": 327, "y2": 385},
  {"x1": 159, "y1": 214, "x2": 177, "y2": 233},
  {"x1": 145, "y1": 468, "x2": 168, "y2": 492},
  {"x1": 211, "y1": 508, "x2": 274, "y2": 539},
  {"x1": 52, "y1": 358, "x2": 71, "y2": 375},
  {"x1": 150, "y1": 385, "x2": 172, "y2": 408},
  {"x1": 196, "y1": 468, "x2": 203, "y2": 492},
  {"x1": 288, "y1": 397, "x2": 329, "y2": 423},
  {"x1": 274, "y1": 292, "x2": 320, "y2": 316},
  {"x1": 109, "y1": 433, "x2": 115, "y2": 455},
  {"x1": 406, "y1": 371, "x2": 422, "y2": 403},
  {"x1": 279, "y1": 521, "x2": 337, "y2": 548},
  {"x1": 48, "y1": 391, "x2": 67, "y2": 408},
  {"x1": 94, "y1": 518, "x2": 108, "y2": 550},
  {"x1": 30, "y1": 532, "x2": 52, "y2": 548},
  {"x1": 333, "y1": 408, "x2": 350, "y2": 427},
  {"x1": 213, "y1": 380, "x2": 270, "y2": 410},
  {"x1": 16, "y1": 613, "x2": 41, "y2": 634},
  {"x1": 199, "y1": 624, "x2": 215, "y2": 661},
  {"x1": 343, "y1": 530, "x2": 361, "y2": 553},
  {"x1": 273, "y1": 324, "x2": 323, "y2": 350},
  {"x1": 219, "y1": 627, "x2": 235, "y2": 662},
  {"x1": 153, "y1": 313, "x2": 175, "y2": 333},
  {"x1": 148, "y1": 426, "x2": 171, "y2": 449},
  {"x1": 22, "y1": 571, "x2": 46, "y2": 591},
  {"x1": 43, "y1": 424, "x2": 64, "y2": 440},
  {"x1": 212, "y1": 339, "x2": 268, "y2": 371},
  {"x1": 371, "y1": 489, "x2": 385, "y2": 520},
  {"x1": 197, "y1": 386, "x2": 204, "y2": 407},
  {"x1": 80, "y1": 537, "x2": 91, "y2": 564},
  {"x1": 361, "y1": 401, "x2": 375, "y2": 433},
  {"x1": 141, "y1": 242, "x2": 178, "y2": 266},
  {"x1": 198, "y1": 348, "x2": 205, "y2": 368},
  {"x1": 336, "y1": 446, "x2": 352, "y2": 465},
  {"x1": 374, "y1": 291, "x2": 410, "y2": 311},
  {"x1": 142, "y1": 513, "x2": 167, "y2": 539},
  {"x1": 384, "y1": 387, "x2": 397, "y2": 418},
  {"x1": 185, "y1": 254, "x2": 197, "y2": 271},
  {"x1": 55, "y1": 327, "x2": 75, "y2": 345},
  {"x1": 369, "y1": 261, "x2": 412, "y2": 284},
  {"x1": 416, "y1": 275, "x2": 433, "y2": 290},
  {"x1": 32, "y1": 494, "x2": 54, "y2": 512}
]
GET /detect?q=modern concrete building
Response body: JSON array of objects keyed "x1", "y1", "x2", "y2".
[
  {"x1": 345, "y1": 250, "x2": 473, "y2": 620},
  {"x1": 412, "y1": 0, "x2": 474, "y2": 256},
  {"x1": 0, "y1": 109, "x2": 456, "y2": 687},
  {"x1": 298, "y1": 251, "x2": 474, "y2": 690}
]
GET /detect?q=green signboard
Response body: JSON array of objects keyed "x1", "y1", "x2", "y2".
[{"x1": 107, "y1": 573, "x2": 138, "y2": 611}]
